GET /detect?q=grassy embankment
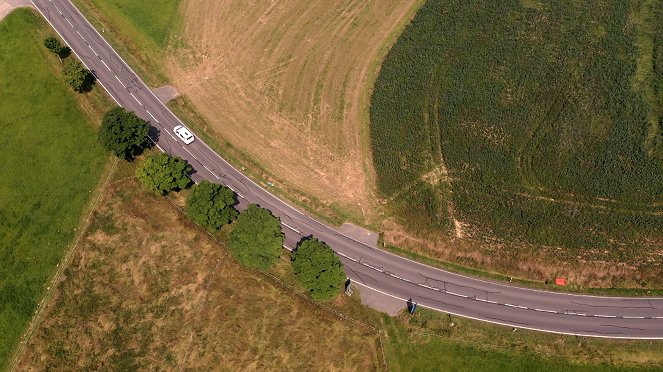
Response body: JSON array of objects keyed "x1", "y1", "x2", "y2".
[
  {"x1": 0, "y1": 9, "x2": 111, "y2": 369},
  {"x1": 70, "y1": 0, "x2": 181, "y2": 86},
  {"x1": 371, "y1": 0, "x2": 663, "y2": 287},
  {"x1": 16, "y1": 156, "x2": 663, "y2": 370}
]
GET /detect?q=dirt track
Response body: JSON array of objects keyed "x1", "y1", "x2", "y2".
[{"x1": 0, "y1": 0, "x2": 31, "y2": 21}]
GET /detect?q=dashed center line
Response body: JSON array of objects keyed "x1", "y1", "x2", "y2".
[
  {"x1": 145, "y1": 110, "x2": 158, "y2": 123},
  {"x1": 114, "y1": 75, "x2": 126, "y2": 88},
  {"x1": 130, "y1": 93, "x2": 142, "y2": 106},
  {"x1": 101, "y1": 60, "x2": 111, "y2": 71}
]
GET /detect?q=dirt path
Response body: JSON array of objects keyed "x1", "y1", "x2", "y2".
[{"x1": 0, "y1": 0, "x2": 32, "y2": 21}]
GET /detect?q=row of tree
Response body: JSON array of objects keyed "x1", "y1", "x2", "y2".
[
  {"x1": 95, "y1": 105, "x2": 346, "y2": 300},
  {"x1": 44, "y1": 36, "x2": 95, "y2": 93}
]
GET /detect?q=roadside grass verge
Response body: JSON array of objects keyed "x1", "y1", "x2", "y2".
[
  {"x1": 0, "y1": 9, "x2": 111, "y2": 369},
  {"x1": 384, "y1": 308, "x2": 663, "y2": 371},
  {"x1": 70, "y1": 0, "x2": 182, "y2": 86}
]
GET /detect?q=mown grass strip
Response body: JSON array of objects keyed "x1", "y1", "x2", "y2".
[{"x1": 0, "y1": 9, "x2": 109, "y2": 368}]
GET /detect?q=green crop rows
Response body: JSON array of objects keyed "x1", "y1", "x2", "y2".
[{"x1": 370, "y1": 1, "x2": 663, "y2": 261}]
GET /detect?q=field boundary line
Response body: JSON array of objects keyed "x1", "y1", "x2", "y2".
[{"x1": 9, "y1": 157, "x2": 119, "y2": 371}]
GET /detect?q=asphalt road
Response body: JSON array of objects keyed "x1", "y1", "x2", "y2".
[{"x1": 31, "y1": 0, "x2": 663, "y2": 339}]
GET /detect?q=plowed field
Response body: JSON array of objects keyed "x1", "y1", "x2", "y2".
[{"x1": 165, "y1": 0, "x2": 422, "y2": 222}]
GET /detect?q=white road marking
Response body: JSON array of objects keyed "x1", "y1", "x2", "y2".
[
  {"x1": 534, "y1": 309, "x2": 557, "y2": 313},
  {"x1": 101, "y1": 60, "x2": 111, "y2": 71},
  {"x1": 114, "y1": 75, "x2": 126, "y2": 88},
  {"x1": 88, "y1": 44, "x2": 98, "y2": 56},
  {"x1": 145, "y1": 110, "x2": 158, "y2": 123},
  {"x1": 282, "y1": 223, "x2": 300, "y2": 233},
  {"x1": 130, "y1": 93, "x2": 142, "y2": 105},
  {"x1": 446, "y1": 291, "x2": 468, "y2": 298},
  {"x1": 65, "y1": 18, "x2": 73, "y2": 28},
  {"x1": 595, "y1": 314, "x2": 617, "y2": 318},
  {"x1": 201, "y1": 164, "x2": 220, "y2": 180}
]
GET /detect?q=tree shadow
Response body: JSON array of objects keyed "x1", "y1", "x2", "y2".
[
  {"x1": 57, "y1": 46, "x2": 71, "y2": 59},
  {"x1": 147, "y1": 125, "x2": 160, "y2": 148},
  {"x1": 79, "y1": 69, "x2": 96, "y2": 93}
]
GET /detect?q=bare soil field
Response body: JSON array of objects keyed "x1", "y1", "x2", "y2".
[{"x1": 165, "y1": 0, "x2": 422, "y2": 223}]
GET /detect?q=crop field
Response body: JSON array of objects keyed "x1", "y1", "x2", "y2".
[
  {"x1": 371, "y1": 0, "x2": 663, "y2": 286},
  {"x1": 73, "y1": 0, "x2": 423, "y2": 224},
  {"x1": 0, "y1": 9, "x2": 108, "y2": 369},
  {"x1": 16, "y1": 160, "x2": 663, "y2": 371}
]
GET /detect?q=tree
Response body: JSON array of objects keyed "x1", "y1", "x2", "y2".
[
  {"x1": 228, "y1": 204, "x2": 284, "y2": 270},
  {"x1": 186, "y1": 181, "x2": 238, "y2": 229},
  {"x1": 43, "y1": 36, "x2": 70, "y2": 58},
  {"x1": 291, "y1": 238, "x2": 345, "y2": 300},
  {"x1": 63, "y1": 59, "x2": 94, "y2": 92},
  {"x1": 98, "y1": 107, "x2": 151, "y2": 160},
  {"x1": 135, "y1": 153, "x2": 192, "y2": 195}
]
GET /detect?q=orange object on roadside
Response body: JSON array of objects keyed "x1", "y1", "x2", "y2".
[{"x1": 555, "y1": 277, "x2": 566, "y2": 286}]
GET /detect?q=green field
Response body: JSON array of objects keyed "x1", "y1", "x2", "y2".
[
  {"x1": 72, "y1": 0, "x2": 181, "y2": 84},
  {"x1": 383, "y1": 309, "x2": 662, "y2": 371},
  {"x1": 0, "y1": 9, "x2": 108, "y2": 368},
  {"x1": 371, "y1": 0, "x2": 663, "y2": 275}
]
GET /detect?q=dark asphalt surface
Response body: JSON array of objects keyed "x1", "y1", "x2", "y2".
[{"x1": 31, "y1": 0, "x2": 663, "y2": 339}]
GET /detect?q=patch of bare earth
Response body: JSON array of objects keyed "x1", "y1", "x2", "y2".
[
  {"x1": 165, "y1": 0, "x2": 420, "y2": 223},
  {"x1": 16, "y1": 176, "x2": 379, "y2": 370}
]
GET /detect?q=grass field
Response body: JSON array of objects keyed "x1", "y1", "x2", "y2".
[
  {"x1": 384, "y1": 309, "x2": 663, "y2": 371},
  {"x1": 16, "y1": 163, "x2": 381, "y2": 370},
  {"x1": 0, "y1": 9, "x2": 109, "y2": 369},
  {"x1": 16, "y1": 159, "x2": 663, "y2": 371},
  {"x1": 370, "y1": 0, "x2": 663, "y2": 286},
  {"x1": 71, "y1": 0, "x2": 181, "y2": 85}
]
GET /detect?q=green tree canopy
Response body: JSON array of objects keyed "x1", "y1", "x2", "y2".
[
  {"x1": 62, "y1": 59, "x2": 94, "y2": 92},
  {"x1": 291, "y1": 238, "x2": 345, "y2": 301},
  {"x1": 136, "y1": 153, "x2": 191, "y2": 195},
  {"x1": 186, "y1": 181, "x2": 238, "y2": 229},
  {"x1": 98, "y1": 107, "x2": 151, "y2": 160},
  {"x1": 228, "y1": 204, "x2": 284, "y2": 270},
  {"x1": 43, "y1": 36, "x2": 70, "y2": 58}
]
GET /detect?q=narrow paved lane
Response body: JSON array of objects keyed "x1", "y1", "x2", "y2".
[{"x1": 31, "y1": 0, "x2": 663, "y2": 339}]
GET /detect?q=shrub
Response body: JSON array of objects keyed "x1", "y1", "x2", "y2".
[
  {"x1": 291, "y1": 238, "x2": 345, "y2": 301},
  {"x1": 136, "y1": 153, "x2": 191, "y2": 195},
  {"x1": 62, "y1": 59, "x2": 94, "y2": 92},
  {"x1": 43, "y1": 36, "x2": 70, "y2": 58},
  {"x1": 98, "y1": 107, "x2": 151, "y2": 160},
  {"x1": 186, "y1": 181, "x2": 237, "y2": 229},
  {"x1": 228, "y1": 204, "x2": 283, "y2": 270}
]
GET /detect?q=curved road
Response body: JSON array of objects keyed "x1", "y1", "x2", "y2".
[{"x1": 31, "y1": 0, "x2": 663, "y2": 339}]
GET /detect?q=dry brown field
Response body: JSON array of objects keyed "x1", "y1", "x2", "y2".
[
  {"x1": 165, "y1": 0, "x2": 422, "y2": 223},
  {"x1": 16, "y1": 161, "x2": 381, "y2": 370}
]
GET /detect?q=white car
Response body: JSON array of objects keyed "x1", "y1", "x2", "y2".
[{"x1": 173, "y1": 125, "x2": 195, "y2": 144}]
